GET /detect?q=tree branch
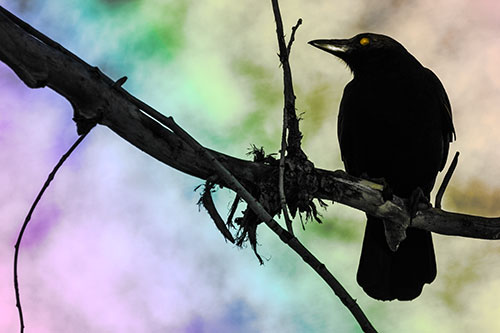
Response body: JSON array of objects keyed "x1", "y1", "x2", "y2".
[
  {"x1": 271, "y1": 2, "x2": 303, "y2": 158},
  {"x1": 277, "y1": 18, "x2": 303, "y2": 236}
]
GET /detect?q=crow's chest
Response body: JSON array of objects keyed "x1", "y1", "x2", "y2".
[
  {"x1": 339, "y1": 78, "x2": 435, "y2": 147},
  {"x1": 337, "y1": 77, "x2": 444, "y2": 183}
]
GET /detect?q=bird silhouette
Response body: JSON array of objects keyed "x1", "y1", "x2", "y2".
[{"x1": 309, "y1": 33, "x2": 455, "y2": 301}]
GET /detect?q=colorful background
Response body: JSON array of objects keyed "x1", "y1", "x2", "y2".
[{"x1": 1, "y1": 0, "x2": 500, "y2": 332}]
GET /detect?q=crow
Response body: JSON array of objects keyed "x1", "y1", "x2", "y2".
[{"x1": 309, "y1": 33, "x2": 455, "y2": 301}]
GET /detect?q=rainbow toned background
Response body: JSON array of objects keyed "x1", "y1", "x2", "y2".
[{"x1": 1, "y1": 0, "x2": 500, "y2": 332}]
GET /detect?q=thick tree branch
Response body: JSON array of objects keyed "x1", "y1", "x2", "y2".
[
  {"x1": 0, "y1": 7, "x2": 268, "y2": 186},
  {"x1": 315, "y1": 170, "x2": 500, "y2": 240}
]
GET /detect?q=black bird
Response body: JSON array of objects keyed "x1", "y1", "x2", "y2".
[{"x1": 309, "y1": 33, "x2": 455, "y2": 301}]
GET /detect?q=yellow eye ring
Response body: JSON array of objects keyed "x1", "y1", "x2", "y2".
[{"x1": 360, "y1": 37, "x2": 370, "y2": 46}]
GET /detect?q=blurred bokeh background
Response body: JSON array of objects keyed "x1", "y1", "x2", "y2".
[{"x1": 1, "y1": 0, "x2": 500, "y2": 332}]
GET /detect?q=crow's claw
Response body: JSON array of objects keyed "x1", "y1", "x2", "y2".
[{"x1": 408, "y1": 187, "x2": 431, "y2": 218}]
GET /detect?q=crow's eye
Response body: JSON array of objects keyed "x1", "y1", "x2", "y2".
[{"x1": 359, "y1": 37, "x2": 370, "y2": 46}]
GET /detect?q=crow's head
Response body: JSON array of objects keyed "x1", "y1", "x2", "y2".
[{"x1": 309, "y1": 33, "x2": 419, "y2": 76}]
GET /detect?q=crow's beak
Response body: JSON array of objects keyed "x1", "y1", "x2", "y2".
[{"x1": 308, "y1": 39, "x2": 350, "y2": 56}]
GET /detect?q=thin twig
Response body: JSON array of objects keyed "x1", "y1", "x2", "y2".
[
  {"x1": 200, "y1": 182, "x2": 235, "y2": 243},
  {"x1": 14, "y1": 132, "x2": 89, "y2": 333},
  {"x1": 227, "y1": 194, "x2": 241, "y2": 229},
  {"x1": 287, "y1": 18, "x2": 303, "y2": 55},
  {"x1": 279, "y1": 140, "x2": 294, "y2": 235},
  {"x1": 435, "y1": 151, "x2": 460, "y2": 209},
  {"x1": 270, "y1": 2, "x2": 303, "y2": 157},
  {"x1": 278, "y1": 95, "x2": 293, "y2": 235},
  {"x1": 165, "y1": 116, "x2": 377, "y2": 333}
]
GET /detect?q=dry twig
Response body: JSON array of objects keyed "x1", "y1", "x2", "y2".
[
  {"x1": 435, "y1": 151, "x2": 459, "y2": 209},
  {"x1": 199, "y1": 181, "x2": 236, "y2": 243},
  {"x1": 13, "y1": 132, "x2": 89, "y2": 333}
]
